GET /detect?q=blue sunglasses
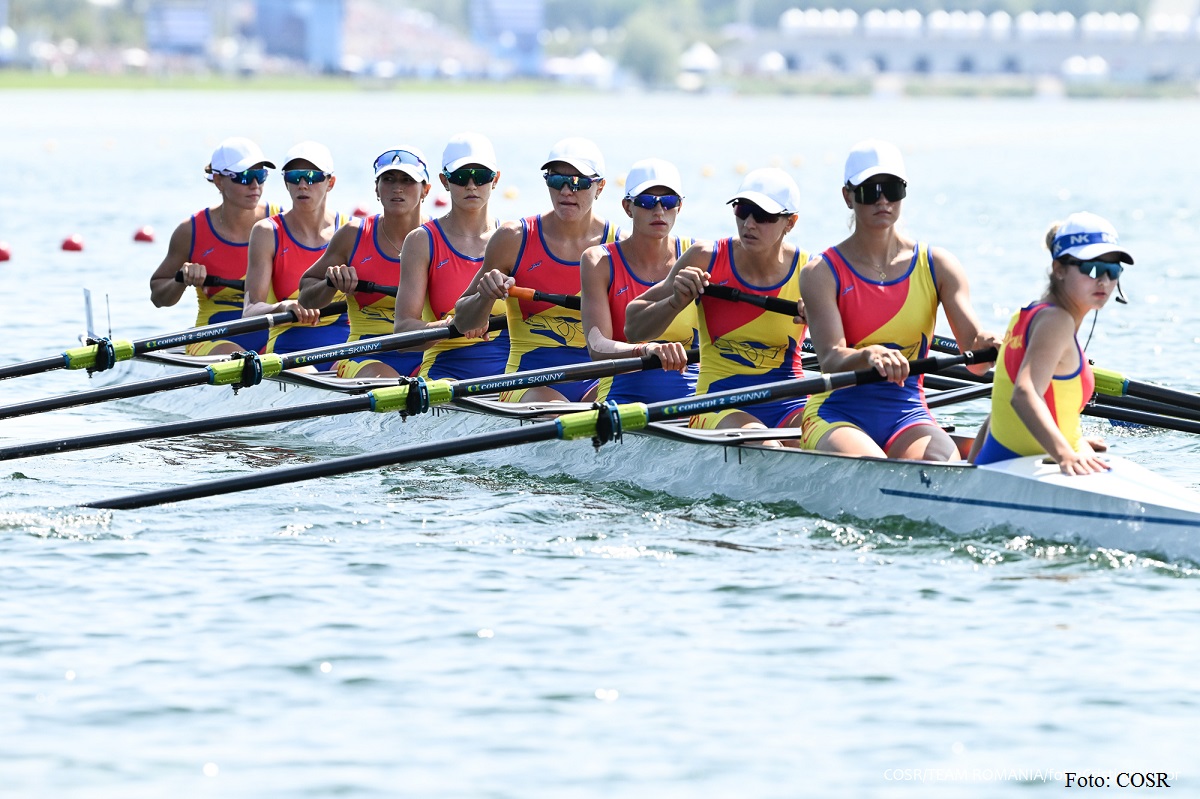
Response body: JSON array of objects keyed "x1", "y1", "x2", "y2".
[
  {"x1": 1062, "y1": 257, "x2": 1124, "y2": 281},
  {"x1": 283, "y1": 169, "x2": 329, "y2": 185},
  {"x1": 217, "y1": 168, "x2": 268, "y2": 185},
  {"x1": 629, "y1": 193, "x2": 682, "y2": 210}
]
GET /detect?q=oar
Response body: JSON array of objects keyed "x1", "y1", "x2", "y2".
[
  {"x1": 174, "y1": 271, "x2": 244, "y2": 291},
  {"x1": 325, "y1": 277, "x2": 398, "y2": 298},
  {"x1": 0, "y1": 314, "x2": 506, "y2": 422},
  {"x1": 0, "y1": 305, "x2": 345, "y2": 382},
  {"x1": 702, "y1": 284, "x2": 801, "y2": 317},
  {"x1": 85, "y1": 348, "x2": 995, "y2": 510},
  {"x1": 2, "y1": 348, "x2": 698, "y2": 461},
  {"x1": 508, "y1": 286, "x2": 581, "y2": 309}
]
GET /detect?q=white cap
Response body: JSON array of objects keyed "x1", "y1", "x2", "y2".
[
  {"x1": 541, "y1": 137, "x2": 605, "y2": 178},
  {"x1": 624, "y1": 158, "x2": 683, "y2": 198},
  {"x1": 208, "y1": 137, "x2": 275, "y2": 180},
  {"x1": 844, "y1": 139, "x2": 907, "y2": 186},
  {"x1": 1052, "y1": 212, "x2": 1134, "y2": 264},
  {"x1": 373, "y1": 147, "x2": 429, "y2": 182},
  {"x1": 283, "y1": 141, "x2": 334, "y2": 174},
  {"x1": 727, "y1": 168, "x2": 801, "y2": 215},
  {"x1": 442, "y1": 133, "x2": 498, "y2": 172}
]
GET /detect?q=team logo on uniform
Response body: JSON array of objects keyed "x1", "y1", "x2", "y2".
[
  {"x1": 526, "y1": 315, "x2": 580, "y2": 346},
  {"x1": 842, "y1": 285, "x2": 854, "y2": 295},
  {"x1": 201, "y1": 247, "x2": 215, "y2": 258},
  {"x1": 361, "y1": 255, "x2": 373, "y2": 264},
  {"x1": 436, "y1": 259, "x2": 450, "y2": 269},
  {"x1": 615, "y1": 286, "x2": 629, "y2": 296},
  {"x1": 528, "y1": 261, "x2": 542, "y2": 271},
  {"x1": 716, "y1": 339, "x2": 785, "y2": 370},
  {"x1": 282, "y1": 247, "x2": 290, "y2": 255}
]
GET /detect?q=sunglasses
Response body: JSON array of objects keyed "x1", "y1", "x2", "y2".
[
  {"x1": 544, "y1": 173, "x2": 598, "y2": 191},
  {"x1": 850, "y1": 179, "x2": 907, "y2": 204},
  {"x1": 443, "y1": 167, "x2": 497, "y2": 187},
  {"x1": 1061, "y1": 257, "x2": 1124, "y2": 281},
  {"x1": 374, "y1": 149, "x2": 429, "y2": 181},
  {"x1": 283, "y1": 169, "x2": 329, "y2": 185},
  {"x1": 217, "y1": 168, "x2": 268, "y2": 185},
  {"x1": 733, "y1": 201, "x2": 786, "y2": 224},
  {"x1": 629, "y1": 193, "x2": 682, "y2": 210}
]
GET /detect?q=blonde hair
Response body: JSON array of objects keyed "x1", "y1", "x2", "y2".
[{"x1": 1043, "y1": 221, "x2": 1071, "y2": 307}]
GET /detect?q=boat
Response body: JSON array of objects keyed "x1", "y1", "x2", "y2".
[{"x1": 60, "y1": 347, "x2": 1200, "y2": 563}]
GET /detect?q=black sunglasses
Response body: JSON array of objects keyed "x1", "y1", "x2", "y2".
[
  {"x1": 733, "y1": 201, "x2": 786, "y2": 224},
  {"x1": 283, "y1": 169, "x2": 330, "y2": 185},
  {"x1": 850, "y1": 179, "x2": 907, "y2": 204},
  {"x1": 544, "y1": 173, "x2": 598, "y2": 191},
  {"x1": 1060, "y1": 257, "x2": 1124, "y2": 281},
  {"x1": 444, "y1": 167, "x2": 498, "y2": 187}
]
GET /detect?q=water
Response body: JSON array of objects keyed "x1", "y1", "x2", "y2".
[{"x1": 1, "y1": 90, "x2": 1198, "y2": 797}]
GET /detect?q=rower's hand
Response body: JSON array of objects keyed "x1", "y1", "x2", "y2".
[
  {"x1": 793, "y1": 296, "x2": 807, "y2": 326},
  {"x1": 478, "y1": 269, "x2": 515, "y2": 302},
  {"x1": 671, "y1": 266, "x2": 709, "y2": 310},
  {"x1": 644, "y1": 341, "x2": 689, "y2": 372},
  {"x1": 972, "y1": 330, "x2": 1003, "y2": 352},
  {"x1": 865, "y1": 345, "x2": 909, "y2": 385},
  {"x1": 324, "y1": 264, "x2": 358, "y2": 293},
  {"x1": 1055, "y1": 448, "x2": 1111, "y2": 476},
  {"x1": 281, "y1": 299, "x2": 321, "y2": 326},
  {"x1": 178, "y1": 262, "x2": 209, "y2": 287}
]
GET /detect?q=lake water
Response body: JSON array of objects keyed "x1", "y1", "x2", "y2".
[{"x1": 1, "y1": 89, "x2": 1198, "y2": 797}]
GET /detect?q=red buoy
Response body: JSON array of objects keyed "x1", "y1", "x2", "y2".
[
  {"x1": 433, "y1": 194, "x2": 449, "y2": 208},
  {"x1": 61, "y1": 234, "x2": 84, "y2": 252},
  {"x1": 133, "y1": 225, "x2": 155, "y2": 243},
  {"x1": 0, "y1": 241, "x2": 11, "y2": 261},
  {"x1": 352, "y1": 204, "x2": 370, "y2": 217}
]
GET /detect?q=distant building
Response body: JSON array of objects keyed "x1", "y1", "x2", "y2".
[
  {"x1": 256, "y1": 0, "x2": 343, "y2": 72},
  {"x1": 145, "y1": 1, "x2": 213, "y2": 55},
  {"x1": 469, "y1": 0, "x2": 543, "y2": 77}
]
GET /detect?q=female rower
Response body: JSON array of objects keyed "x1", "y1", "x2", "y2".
[
  {"x1": 972, "y1": 212, "x2": 1131, "y2": 474},
  {"x1": 580, "y1": 158, "x2": 695, "y2": 402},
  {"x1": 393, "y1": 133, "x2": 509, "y2": 380},
  {"x1": 298, "y1": 146, "x2": 430, "y2": 378},
  {"x1": 800, "y1": 139, "x2": 998, "y2": 460},
  {"x1": 453, "y1": 137, "x2": 618, "y2": 402},
  {"x1": 245, "y1": 141, "x2": 350, "y2": 365},
  {"x1": 148, "y1": 137, "x2": 278, "y2": 355},
  {"x1": 625, "y1": 168, "x2": 808, "y2": 440}
]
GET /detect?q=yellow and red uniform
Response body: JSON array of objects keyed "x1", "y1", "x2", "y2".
[{"x1": 263, "y1": 214, "x2": 351, "y2": 364}]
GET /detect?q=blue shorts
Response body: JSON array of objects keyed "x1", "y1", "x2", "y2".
[
  {"x1": 601, "y1": 364, "x2": 697, "y2": 404},
  {"x1": 423, "y1": 331, "x2": 510, "y2": 381},
  {"x1": 802, "y1": 379, "x2": 935, "y2": 450},
  {"x1": 502, "y1": 345, "x2": 597, "y2": 403}
]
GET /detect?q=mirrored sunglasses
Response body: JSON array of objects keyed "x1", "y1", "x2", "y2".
[
  {"x1": 1062, "y1": 257, "x2": 1124, "y2": 281},
  {"x1": 544, "y1": 173, "x2": 597, "y2": 192},
  {"x1": 283, "y1": 169, "x2": 329, "y2": 185},
  {"x1": 629, "y1": 193, "x2": 682, "y2": 210},
  {"x1": 851, "y1": 179, "x2": 907, "y2": 204},
  {"x1": 374, "y1": 149, "x2": 428, "y2": 178},
  {"x1": 217, "y1": 168, "x2": 269, "y2": 186},
  {"x1": 733, "y1": 201, "x2": 786, "y2": 224},
  {"x1": 443, "y1": 167, "x2": 497, "y2": 187}
]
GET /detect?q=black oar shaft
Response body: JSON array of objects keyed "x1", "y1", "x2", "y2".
[
  {"x1": 87, "y1": 423, "x2": 559, "y2": 510},
  {"x1": 0, "y1": 356, "x2": 67, "y2": 380},
  {"x1": 1083, "y1": 404, "x2": 1200, "y2": 436},
  {"x1": 176, "y1": 271, "x2": 245, "y2": 291},
  {"x1": 0, "y1": 371, "x2": 208, "y2": 421},
  {"x1": 326, "y1": 277, "x2": 398, "y2": 297}
]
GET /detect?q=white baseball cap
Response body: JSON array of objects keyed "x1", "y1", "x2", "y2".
[
  {"x1": 727, "y1": 168, "x2": 801, "y2": 215},
  {"x1": 624, "y1": 158, "x2": 683, "y2": 198},
  {"x1": 844, "y1": 139, "x2": 907, "y2": 186},
  {"x1": 442, "y1": 133, "x2": 498, "y2": 172},
  {"x1": 373, "y1": 146, "x2": 429, "y2": 182},
  {"x1": 541, "y1": 137, "x2": 605, "y2": 178},
  {"x1": 208, "y1": 137, "x2": 275, "y2": 180},
  {"x1": 283, "y1": 141, "x2": 334, "y2": 174},
  {"x1": 1052, "y1": 212, "x2": 1134, "y2": 264}
]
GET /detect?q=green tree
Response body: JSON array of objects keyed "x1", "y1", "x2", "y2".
[{"x1": 618, "y1": 8, "x2": 682, "y2": 86}]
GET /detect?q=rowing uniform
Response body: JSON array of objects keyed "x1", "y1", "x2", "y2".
[
  {"x1": 595, "y1": 237, "x2": 698, "y2": 403},
  {"x1": 334, "y1": 214, "x2": 420, "y2": 379},
  {"x1": 690, "y1": 237, "x2": 807, "y2": 429},
  {"x1": 262, "y1": 213, "x2": 351, "y2": 369},
  {"x1": 800, "y1": 243, "x2": 940, "y2": 451},
  {"x1": 184, "y1": 205, "x2": 280, "y2": 356},
  {"x1": 500, "y1": 214, "x2": 617, "y2": 402},
  {"x1": 417, "y1": 218, "x2": 509, "y2": 381},
  {"x1": 975, "y1": 302, "x2": 1094, "y2": 465}
]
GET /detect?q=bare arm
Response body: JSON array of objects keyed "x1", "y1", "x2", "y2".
[
  {"x1": 452, "y1": 222, "x2": 521, "y2": 335},
  {"x1": 297, "y1": 224, "x2": 359, "y2": 310},
  {"x1": 1010, "y1": 309, "x2": 1109, "y2": 475},
  {"x1": 393, "y1": 225, "x2": 450, "y2": 346},
  {"x1": 624, "y1": 243, "x2": 711, "y2": 344},
  {"x1": 931, "y1": 246, "x2": 1001, "y2": 374},
  {"x1": 148, "y1": 219, "x2": 196, "y2": 308},
  {"x1": 244, "y1": 220, "x2": 320, "y2": 324}
]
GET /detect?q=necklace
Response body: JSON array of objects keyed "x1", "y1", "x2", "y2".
[{"x1": 378, "y1": 224, "x2": 403, "y2": 256}]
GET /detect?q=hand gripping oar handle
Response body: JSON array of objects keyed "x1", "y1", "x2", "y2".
[
  {"x1": 85, "y1": 348, "x2": 991, "y2": 510},
  {"x1": 325, "y1": 277, "x2": 398, "y2": 297},
  {"x1": 174, "y1": 271, "x2": 246, "y2": 291},
  {"x1": 507, "y1": 286, "x2": 581, "y2": 310},
  {"x1": 701, "y1": 284, "x2": 801, "y2": 317}
]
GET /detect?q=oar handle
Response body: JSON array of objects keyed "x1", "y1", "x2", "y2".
[
  {"x1": 702, "y1": 284, "x2": 800, "y2": 317},
  {"x1": 325, "y1": 277, "x2": 398, "y2": 297},
  {"x1": 508, "y1": 286, "x2": 582, "y2": 310},
  {"x1": 311, "y1": 301, "x2": 348, "y2": 319},
  {"x1": 175, "y1": 271, "x2": 246, "y2": 291}
]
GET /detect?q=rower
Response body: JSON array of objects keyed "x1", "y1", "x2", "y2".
[
  {"x1": 147, "y1": 137, "x2": 279, "y2": 355},
  {"x1": 800, "y1": 140, "x2": 999, "y2": 460},
  {"x1": 580, "y1": 158, "x2": 696, "y2": 402},
  {"x1": 297, "y1": 147, "x2": 431, "y2": 378},
  {"x1": 245, "y1": 141, "x2": 350, "y2": 367},
  {"x1": 453, "y1": 137, "x2": 618, "y2": 402},
  {"x1": 626, "y1": 168, "x2": 808, "y2": 443},
  {"x1": 973, "y1": 212, "x2": 1132, "y2": 474},
  {"x1": 394, "y1": 133, "x2": 510, "y2": 380}
]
